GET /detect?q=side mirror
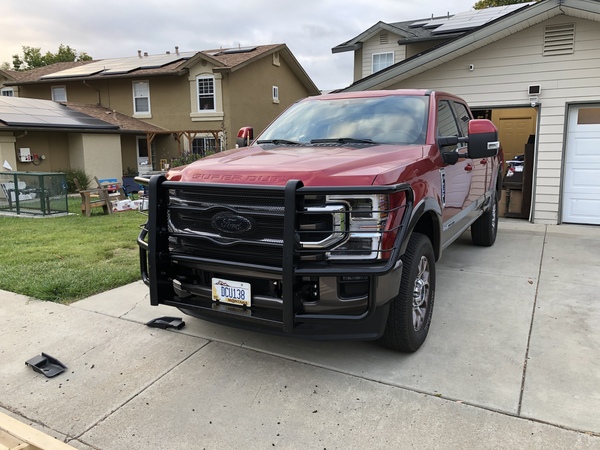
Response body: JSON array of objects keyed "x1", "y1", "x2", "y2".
[
  {"x1": 236, "y1": 127, "x2": 254, "y2": 148},
  {"x1": 468, "y1": 119, "x2": 500, "y2": 159}
]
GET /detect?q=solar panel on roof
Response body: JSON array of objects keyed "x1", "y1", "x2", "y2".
[
  {"x1": 219, "y1": 46, "x2": 257, "y2": 54},
  {"x1": 422, "y1": 18, "x2": 451, "y2": 29},
  {"x1": 0, "y1": 97, "x2": 118, "y2": 129},
  {"x1": 40, "y1": 51, "x2": 197, "y2": 79},
  {"x1": 432, "y1": 2, "x2": 534, "y2": 34},
  {"x1": 409, "y1": 20, "x2": 431, "y2": 28},
  {"x1": 39, "y1": 63, "x2": 106, "y2": 79}
]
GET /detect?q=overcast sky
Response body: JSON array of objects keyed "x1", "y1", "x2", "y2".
[{"x1": 1, "y1": 0, "x2": 477, "y2": 91}]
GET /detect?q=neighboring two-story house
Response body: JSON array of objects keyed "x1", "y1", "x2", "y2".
[
  {"x1": 1, "y1": 44, "x2": 319, "y2": 180},
  {"x1": 332, "y1": 0, "x2": 600, "y2": 226}
]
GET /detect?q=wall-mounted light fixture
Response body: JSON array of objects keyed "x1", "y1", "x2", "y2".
[{"x1": 528, "y1": 85, "x2": 541, "y2": 107}]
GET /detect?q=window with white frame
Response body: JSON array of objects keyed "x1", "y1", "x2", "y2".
[
  {"x1": 51, "y1": 86, "x2": 67, "y2": 102},
  {"x1": 192, "y1": 136, "x2": 221, "y2": 156},
  {"x1": 372, "y1": 52, "x2": 394, "y2": 73},
  {"x1": 132, "y1": 81, "x2": 151, "y2": 114},
  {"x1": 272, "y1": 86, "x2": 279, "y2": 103},
  {"x1": 1, "y1": 87, "x2": 14, "y2": 97},
  {"x1": 197, "y1": 76, "x2": 215, "y2": 111}
]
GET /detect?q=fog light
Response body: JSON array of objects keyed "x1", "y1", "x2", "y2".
[
  {"x1": 338, "y1": 275, "x2": 369, "y2": 299},
  {"x1": 329, "y1": 238, "x2": 375, "y2": 258}
]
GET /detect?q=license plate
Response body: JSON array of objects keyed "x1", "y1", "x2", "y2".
[{"x1": 212, "y1": 278, "x2": 251, "y2": 307}]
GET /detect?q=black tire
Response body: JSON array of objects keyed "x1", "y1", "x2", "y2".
[
  {"x1": 471, "y1": 193, "x2": 498, "y2": 247},
  {"x1": 378, "y1": 233, "x2": 436, "y2": 353}
]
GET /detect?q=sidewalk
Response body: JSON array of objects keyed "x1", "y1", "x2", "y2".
[{"x1": 1, "y1": 220, "x2": 599, "y2": 449}]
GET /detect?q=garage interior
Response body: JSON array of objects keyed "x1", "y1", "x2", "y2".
[{"x1": 472, "y1": 107, "x2": 538, "y2": 220}]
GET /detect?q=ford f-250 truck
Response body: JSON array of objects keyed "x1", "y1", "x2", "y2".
[{"x1": 138, "y1": 89, "x2": 502, "y2": 352}]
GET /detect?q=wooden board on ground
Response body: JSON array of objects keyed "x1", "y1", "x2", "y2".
[{"x1": 0, "y1": 412, "x2": 75, "y2": 450}]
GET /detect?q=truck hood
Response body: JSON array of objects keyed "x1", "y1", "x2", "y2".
[{"x1": 174, "y1": 144, "x2": 424, "y2": 186}]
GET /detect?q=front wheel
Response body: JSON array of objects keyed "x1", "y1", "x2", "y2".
[{"x1": 378, "y1": 233, "x2": 436, "y2": 353}]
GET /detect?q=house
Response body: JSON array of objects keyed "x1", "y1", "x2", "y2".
[
  {"x1": 1, "y1": 71, "x2": 16, "y2": 97},
  {"x1": 2, "y1": 44, "x2": 320, "y2": 176},
  {"x1": 0, "y1": 96, "x2": 164, "y2": 182},
  {"x1": 332, "y1": 0, "x2": 600, "y2": 226}
]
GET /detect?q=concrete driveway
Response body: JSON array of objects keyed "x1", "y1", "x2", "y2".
[{"x1": 1, "y1": 219, "x2": 599, "y2": 449}]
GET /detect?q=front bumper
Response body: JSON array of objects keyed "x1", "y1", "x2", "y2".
[{"x1": 138, "y1": 176, "x2": 413, "y2": 340}]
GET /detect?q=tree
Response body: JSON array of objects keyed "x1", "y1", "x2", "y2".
[
  {"x1": 473, "y1": 0, "x2": 541, "y2": 10},
  {"x1": 11, "y1": 44, "x2": 92, "y2": 71}
]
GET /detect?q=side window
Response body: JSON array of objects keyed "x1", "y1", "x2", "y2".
[
  {"x1": 372, "y1": 52, "x2": 394, "y2": 73},
  {"x1": 197, "y1": 76, "x2": 215, "y2": 111},
  {"x1": 453, "y1": 102, "x2": 472, "y2": 136},
  {"x1": 133, "y1": 81, "x2": 151, "y2": 115},
  {"x1": 51, "y1": 86, "x2": 67, "y2": 102},
  {"x1": 437, "y1": 100, "x2": 460, "y2": 137}
]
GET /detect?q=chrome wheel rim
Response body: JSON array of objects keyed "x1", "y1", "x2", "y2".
[{"x1": 412, "y1": 255, "x2": 430, "y2": 331}]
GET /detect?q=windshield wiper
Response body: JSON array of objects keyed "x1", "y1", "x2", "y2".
[
  {"x1": 256, "y1": 139, "x2": 303, "y2": 145},
  {"x1": 310, "y1": 138, "x2": 377, "y2": 145}
]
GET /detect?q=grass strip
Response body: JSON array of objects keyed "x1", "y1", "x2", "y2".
[{"x1": 0, "y1": 198, "x2": 147, "y2": 303}]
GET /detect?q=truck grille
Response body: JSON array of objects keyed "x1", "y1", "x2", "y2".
[{"x1": 168, "y1": 186, "x2": 286, "y2": 266}]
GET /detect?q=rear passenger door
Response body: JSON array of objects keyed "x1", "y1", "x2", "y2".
[{"x1": 437, "y1": 99, "x2": 473, "y2": 247}]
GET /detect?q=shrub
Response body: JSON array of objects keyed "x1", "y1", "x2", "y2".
[
  {"x1": 170, "y1": 151, "x2": 203, "y2": 168},
  {"x1": 60, "y1": 168, "x2": 91, "y2": 193}
]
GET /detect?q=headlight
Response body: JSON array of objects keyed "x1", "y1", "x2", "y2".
[{"x1": 326, "y1": 194, "x2": 389, "y2": 260}]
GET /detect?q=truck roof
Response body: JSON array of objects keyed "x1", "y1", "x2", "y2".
[{"x1": 316, "y1": 89, "x2": 433, "y2": 101}]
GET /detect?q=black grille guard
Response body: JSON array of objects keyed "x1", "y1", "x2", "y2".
[{"x1": 138, "y1": 175, "x2": 414, "y2": 331}]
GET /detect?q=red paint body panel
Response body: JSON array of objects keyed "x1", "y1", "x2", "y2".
[{"x1": 177, "y1": 144, "x2": 426, "y2": 188}]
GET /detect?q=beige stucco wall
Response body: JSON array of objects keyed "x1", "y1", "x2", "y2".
[
  {"x1": 69, "y1": 133, "x2": 122, "y2": 180},
  {"x1": 0, "y1": 133, "x2": 17, "y2": 171},
  {"x1": 225, "y1": 53, "x2": 313, "y2": 146},
  {"x1": 0, "y1": 131, "x2": 71, "y2": 173},
  {"x1": 385, "y1": 15, "x2": 600, "y2": 225},
  {"x1": 121, "y1": 134, "x2": 139, "y2": 174}
]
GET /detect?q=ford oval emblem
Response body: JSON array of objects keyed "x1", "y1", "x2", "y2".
[{"x1": 211, "y1": 212, "x2": 254, "y2": 235}]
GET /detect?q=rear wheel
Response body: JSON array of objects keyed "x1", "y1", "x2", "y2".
[
  {"x1": 379, "y1": 233, "x2": 435, "y2": 352},
  {"x1": 471, "y1": 193, "x2": 498, "y2": 247}
]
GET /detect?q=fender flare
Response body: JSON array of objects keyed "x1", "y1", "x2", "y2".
[{"x1": 398, "y1": 197, "x2": 443, "y2": 261}]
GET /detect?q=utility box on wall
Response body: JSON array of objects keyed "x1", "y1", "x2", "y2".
[{"x1": 18, "y1": 148, "x2": 32, "y2": 162}]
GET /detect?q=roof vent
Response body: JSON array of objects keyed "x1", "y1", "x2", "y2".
[
  {"x1": 543, "y1": 23, "x2": 575, "y2": 56},
  {"x1": 379, "y1": 33, "x2": 389, "y2": 45}
]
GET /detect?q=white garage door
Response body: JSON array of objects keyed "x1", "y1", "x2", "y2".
[{"x1": 562, "y1": 105, "x2": 600, "y2": 225}]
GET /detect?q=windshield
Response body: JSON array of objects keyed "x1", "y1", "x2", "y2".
[{"x1": 258, "y1": 95, "x2": 429, "y2": 145}]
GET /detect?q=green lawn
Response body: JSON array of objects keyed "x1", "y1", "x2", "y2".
[{"x1": 0, "y1": 198, "x2": 147, "y2": 303}]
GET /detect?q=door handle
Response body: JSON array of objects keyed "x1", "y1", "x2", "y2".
[{"x1": 464, "y1": 164, "x2": 473, "y2": 172}]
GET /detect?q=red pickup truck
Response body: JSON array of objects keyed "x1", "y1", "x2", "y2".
[{"x1": 138, "y1": 89, "x2": 502, "y2": 352}]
